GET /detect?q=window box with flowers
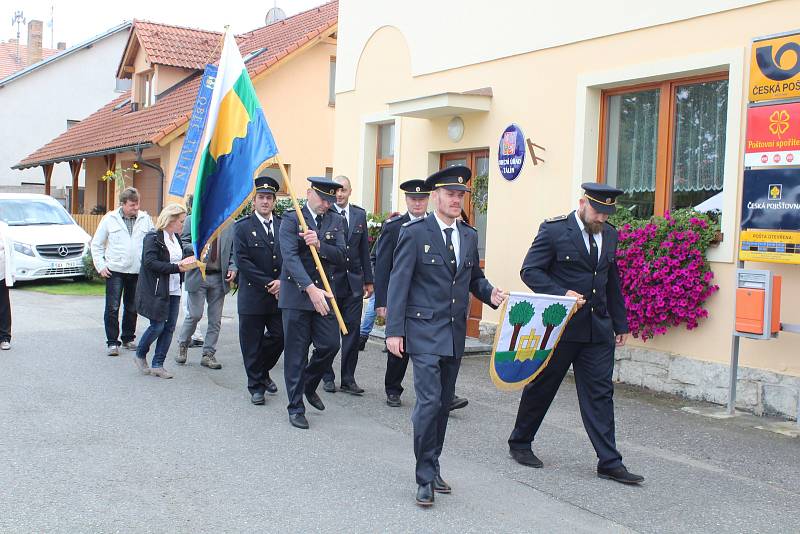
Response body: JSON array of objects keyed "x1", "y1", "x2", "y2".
[{"x1": 609, "y1": 207, "x2": 721, "y2": 341}]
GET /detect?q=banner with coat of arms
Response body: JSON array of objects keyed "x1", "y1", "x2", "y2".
[{"x1": 490, "y1": 292, "x2": 577, "y2": 391}]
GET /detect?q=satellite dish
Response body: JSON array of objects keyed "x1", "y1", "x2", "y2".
[{"x1": 265, "y1": 7, "x2": 287, "y2": 25}]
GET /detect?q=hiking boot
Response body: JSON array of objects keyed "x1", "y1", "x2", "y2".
[
  {"x1": 175, "y1": 343, "x2": 188, "y2": 364},
  {"x1": 121, "y1": 341, "x2": 137, "y2": 350},
  {"x1": 150, "y1": 367, "x2": 174, "y2": 379},
  {"x1": 107, "y1": 345, "x2": 120, "y2": 356},
  {"x1": 201, "y1": 352, "x2": 222, "y2": 369}
]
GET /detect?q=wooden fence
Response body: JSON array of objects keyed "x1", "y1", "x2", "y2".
[{"x1": 72, "y1": 213, "x2": 157, "y2": 237}]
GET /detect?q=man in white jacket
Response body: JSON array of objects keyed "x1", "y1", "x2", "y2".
[
  {"x1": 91, "y1": 187, "x2": 154, "y2": 356},
  {"x1": 0, "y1": 221, "x2": 14, "y2": 350}
]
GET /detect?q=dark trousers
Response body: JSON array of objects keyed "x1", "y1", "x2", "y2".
[
  {"x1": 104, "y1": 271, "x2": 138, "y2": 346},
  {"x1": 136, "y1": 296, "x2": 181, "y2": 368},
  {"x1": 385, "y1": 352, "x2": 410, "y2": 397},
  {"x1": 322, "y1": 294, "x2": 362, "y2": 385},
  {"x1": 410, "y1": 353, "x2": 461, "y2": 485},
  {"x1": 239, "y1": 312, "x2": 284, "y2": 395},
  {"x1": 0, "y1": 281, "x2": 10, "y2": 342},
  {"x1": 282, "y1": 308, "x2": 340, "y2": 415},
  {"x1": 508, "y1": 340, "x2": 623, "y2": 469}
]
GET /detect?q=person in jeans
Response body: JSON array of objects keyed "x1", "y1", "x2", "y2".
[
  {"x1": 134, "y1": 203, "x2": 195, "y2": 379},
  {"x1": 0, "y1": 221, "x2": 14, "y2": 350},
  {"x1": 91, "y1": 187, "x2": 154, "y2": 356},
  {"x1": 175, "y1": 214, "x2": 236, "y2": 370}
]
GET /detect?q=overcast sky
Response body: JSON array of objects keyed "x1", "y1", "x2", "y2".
[{"x1": 2, "y1": 0, "x2": 329, "y2": 48}]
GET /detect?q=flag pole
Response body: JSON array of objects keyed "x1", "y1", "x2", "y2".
[{"x1": 255, "y1": 156, "x2": 348, "y2": 335}]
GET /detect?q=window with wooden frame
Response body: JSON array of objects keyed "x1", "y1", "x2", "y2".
[
  {"x1": 375, "y1": 123, "x2": 395, "y2": 214},
  {"x1": 598, "y1": 72, "x2": 728, "y2": 218}
]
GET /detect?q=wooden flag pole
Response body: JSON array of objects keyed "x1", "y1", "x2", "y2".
[{"x1": 255, "y1": 156, "x2": 347, "y2": 335}]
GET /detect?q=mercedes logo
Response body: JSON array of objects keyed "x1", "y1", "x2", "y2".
[{"x1": 57, "y1": 245, "x2": 69, "y2": 257}]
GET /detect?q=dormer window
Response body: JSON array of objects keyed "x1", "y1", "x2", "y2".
[{"x1": 134, "y1": 69, "x2": 155, "y2": 109}]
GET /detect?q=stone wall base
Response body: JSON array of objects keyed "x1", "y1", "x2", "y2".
[
  {"x1": 616, "y1": 346, "x2": 799, "y2": 421},
  {"x1": 479, "y1": 321, "x2": 799, "y2": 420}
]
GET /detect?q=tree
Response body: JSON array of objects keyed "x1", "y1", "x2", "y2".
[
  {"x1": 539, "y1": 303, "x2": 568, "y2": 349},
  {"x1": 507, "y1": 301, "x2": 535, "y2": 351}
]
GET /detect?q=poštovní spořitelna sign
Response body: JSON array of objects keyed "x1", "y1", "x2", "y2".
[
  {"x1": 739, "y1": 168, "x2": 800, "y2": 264},
  {"x1": 745, "y1": 102, "x2": 800, "y2": 166},
  {"x1": 749, "y1": 32, "x2": 800, "y2": 102}
]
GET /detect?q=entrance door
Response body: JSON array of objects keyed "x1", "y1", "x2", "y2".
[
  {"x1": 132, "y1": 159, "x2": 162, "y2": 216},
  {"x1": 440, "y1": 150, "x2": 490, "y2": 338}
]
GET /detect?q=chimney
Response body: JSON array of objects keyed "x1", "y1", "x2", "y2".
[
  {"x1": 57, "y1": 42, "x2": 66, "y2": 51},
  {"x1": 27, "y1": 20, "x2": 43, "y2": 65}
]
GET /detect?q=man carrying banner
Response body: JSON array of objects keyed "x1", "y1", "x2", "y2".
[
  {"x1": 507, "y1": 183, "x2": 644, "y2": 485},
  {"x1": 278, "y1": 177, "x2": 347, "y2": 430},
  {"x1": 386, "y1": 166, "x2": 507, "y2": 507}
]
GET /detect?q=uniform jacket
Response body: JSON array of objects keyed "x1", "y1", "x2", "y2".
[
  {"x1": 331, "y1": 204, "x2": 373, "y2": 298},
  {"x1": 520, "y1": 211, "x2": 628, "y2": 344},
  {"x1": 91, "y1": 208, "x2": 154, "y2": 274},
  {"x1": 135, "y1": 230, "x2": 192, "y2": 322},
  {"x1": 385, "y1": 214, "x2": 495, "y2": 358},
  {"x1": 278, "y1": 205, "x2": 347, "y2": 311},
  {"x1": 233, "y1": 213, "x2": 283, "y2": 315},
  {"x1": 181, "y1": 214, "x2": 236, "y2": 294},
  {"x1": 372, "y1": 212, "x2": 410, "y2": 309}
]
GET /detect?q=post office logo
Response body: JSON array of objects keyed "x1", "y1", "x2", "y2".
[{"x1": 768, "y1": 184, "x2": 782, "y2": 200}]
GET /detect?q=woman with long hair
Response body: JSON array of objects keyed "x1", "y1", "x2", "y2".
[{"x1": 134, "y1": 203, "x2": 195, "y2": 378}]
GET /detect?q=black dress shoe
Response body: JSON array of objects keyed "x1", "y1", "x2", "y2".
[
  {"x1": 340, "y1": 382, "x2": 365, "y2": 396},
  {"x1": 597, "y1": 465, "x2": 644, "y2": 485},
  {"x1": 415, "y1": 483, "x2": 434, "y2": 507},
  {"x1": 250, "y1": 392, "x2": 265, "y2": 405},
  {"x1": 386, "y1": 394, "x2": 401, "y2": 407},
  {"x1": 305, "y1": 391, "x2": 325, "y2": 411},
  {"x1": 322, "y1": 380, "x2": 336, "y2": 393},
  {"x1": 510, "y1": 448, "x2": 543, "y2": 468},
  {"x1": 449, "y1": 395, "x2": 469, "y2": 411},
  {"x1": 433, "y1": 474, "x2": 451, "y2": 494},
  {"x1": 289, "y1": 413, "x2": 309, "y2": 429},
  {"x1": 265, "y1": 376, "x2": 278, "y2": 394},
  {"x1": 357, "y1": 335, "x2": 368, "y2": 351}
]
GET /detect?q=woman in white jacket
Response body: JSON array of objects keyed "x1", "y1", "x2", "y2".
[{"x1": 0, "y1": 221, "x2": 14, "y2": 350}]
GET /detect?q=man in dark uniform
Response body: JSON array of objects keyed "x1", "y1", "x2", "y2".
[
  {"x1": 321, "y1": 175, "x2": 374, "y2": 395},
  {"x1": 373, "y1": 179, "x2": 470, "y2": 410},
  {"x1": 386, "y1": 166, "x2": 507, "y2": 507},
  {"x1": 278, "y1": 177, "x2": 347, "y2": 429},
  {"x1": 233, "y1": 176, "x2": 284, "y2": 405},
  {"x1": 507, "y1": 183, "x2": 644, "y2": 485}
]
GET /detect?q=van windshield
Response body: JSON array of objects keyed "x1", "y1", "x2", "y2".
[{"x1": 0, "y1": 199, "x2": 73, "y2": 226}]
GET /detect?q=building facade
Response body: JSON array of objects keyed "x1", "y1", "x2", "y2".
[
  {"x1": 333, "y1": 0, "x2": 800, "y2": 419},
  {"x1": 0, "y1": 22, "x2": 131, "y2": 206}
]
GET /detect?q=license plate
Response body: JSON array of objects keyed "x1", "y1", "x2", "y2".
[{"x1": 52, "y1": 261, "x2": 80, "y2": 269}]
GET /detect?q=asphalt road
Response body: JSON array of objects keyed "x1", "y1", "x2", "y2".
[{"x1": 1, "y1": 289, "x2": 799, "y2": 533}]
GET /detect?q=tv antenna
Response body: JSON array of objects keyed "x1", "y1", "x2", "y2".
[
  {"x1": 265, "y1": 5, "x2": 286, "y2": 25},
  {"x1": 11, "y1": 10, "x2": 26, "y2": 61}
]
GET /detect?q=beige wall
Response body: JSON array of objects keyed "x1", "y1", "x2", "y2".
[
  {"x1": 161, "y1": 40, "x2": 337, "y2": 206},
  {"x1": 155, "y1": 65, "x2": 195, "y2": 95},
  {"x1": 333, "y1": 3, "x2": 800, "y2": 376}
]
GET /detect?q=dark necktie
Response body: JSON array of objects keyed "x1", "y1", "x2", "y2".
[
  {"x1": 264, "y1": 219, "x2": 273, "y2": 241},
  {"x1": 339, "y1": 207, "x2": 349, "y2": 233},
  {"x1": 315, "y1": 214, "x2": 323, "y2": 228},
  {"x1": 443, "y1": 228, "x2": 457, "y2": 275},
  {"x1": 587, "y1": 229, "x2": 599, "y2": 266}
]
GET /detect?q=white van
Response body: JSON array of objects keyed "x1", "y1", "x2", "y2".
[{"x1": 0, "y1": 193, "x2": 91, "y2": 281}]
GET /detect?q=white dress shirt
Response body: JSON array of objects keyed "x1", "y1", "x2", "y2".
[
  {"x1": 336, "y1": 204, "x2": 349, "y2": 226},
  {"x1": 573, "y1": 211, "x2": 603, "y2": 255},
  {"x1": 255, "y1": 211, "x2": 274, "y2": 236},
  {"x1": 164, "y1": 232, "x2": 183, "y2": 296},
  {"x1": 434, "y1": 212, "x2": 460, "y2": 268}
]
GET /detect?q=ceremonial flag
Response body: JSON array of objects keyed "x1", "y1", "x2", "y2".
[
  {"x1": 490, "y1": 292, "x2": 577, "y2": 390},
  {"x1": 192, "y1": 29, "x2": 278, "y2": 261}
]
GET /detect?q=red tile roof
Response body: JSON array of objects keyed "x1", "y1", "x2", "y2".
[
  {"x1": 16, "y1": 0, "x2": 338, "y2": 169},
  {"x1": 0, "y1": 41, "x2": 60, "y2": 79},
  {"x1": 130, "y1": 21, "x2": 223, "y2": 71}
]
